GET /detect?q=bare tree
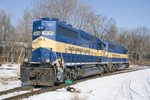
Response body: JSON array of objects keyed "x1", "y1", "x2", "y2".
[
  {"x1": 104, "y1": 24, "x2": 118, "y2": 42},
  {"x1": 0, "y1": 9, "x2": 17, "y2": 63},
  {"x1": 17, "y1": 10, "x2": 32, "y2": 46},
  {"x1": 31, "y1": 0, "x2": 78, "y2": 22},
  {"x1": 116, "y1": 27, "x2": 150, "y2": 62},
  {"x1": 135, "y1": 27, "x2": 150, "y2": 62}
]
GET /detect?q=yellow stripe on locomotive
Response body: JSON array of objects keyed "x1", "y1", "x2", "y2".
[{"x1": 32, "y1": 36, "x2": 129, "y2": 59}]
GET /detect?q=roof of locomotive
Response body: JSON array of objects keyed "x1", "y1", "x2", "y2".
[
  {"x1": 40, "y1": 17, "x2": 78, "y2": 32},
  {"x1": 39, "y1": 17, "x2": 101, "y2": 42}
]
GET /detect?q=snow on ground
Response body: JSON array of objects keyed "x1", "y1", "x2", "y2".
[
  {"x1": 0, "y1": 64, "x2": 150, "y2": 100},
  {"x1": 0, "y1": 64, "x2": 21, "y2": 91},
  {"x1": 25, "y1": 66, "x2": 150, "y2": 100}
]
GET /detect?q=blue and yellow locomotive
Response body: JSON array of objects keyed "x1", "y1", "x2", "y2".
[{"x1": 20, "y1": 18, "x2": 129, "y2": 86}]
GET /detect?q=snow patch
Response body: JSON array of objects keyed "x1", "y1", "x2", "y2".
[
  {"x1": 25, "y1": 66, "x2": 150, "y2": 100},
  {"x1": 0, "y1": 64, "x2": 150, "y2": 100},
  {"x1": 0, "y1": 64, "x2": 21, "y2": 91}
]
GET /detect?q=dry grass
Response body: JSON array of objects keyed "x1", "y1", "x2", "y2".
[
  {"x1": 0, "y1": 68, "x2": 3, "y2": 70},
  {"x1": 130, "y1": 61, "x2": 143, "y2": 66},
  {"x1": 7, "y1": 64, "x2": 13, "y2": 67},
  {"x1": 142, "y1": 59, "x2": 150, "y2": 65},
  {"x1": 71, "y1": 94, "x2": 87, "y2": 100},
  {"x1": 130, "y1": 59, "x2": 150, "y2": 66},
  {"x1": 0, "y1": 77, "x2": 18, "y2": 85},
  {"x1": 0, "y1": 77, "x2": 18, "y2": 82},
  {"x1": 1, "y1": 81, "x2": 8, "y2": 85},
  {"x1": 129, "y1": 57, "x2": 150, "y2": 66},
  {"x1": 0, "y1": 62, "x2": 2, "y2": 66}
]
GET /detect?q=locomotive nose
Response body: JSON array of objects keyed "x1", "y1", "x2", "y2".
[{"x1": 20, "y1": 66, "x2": 56, "y2": 86}]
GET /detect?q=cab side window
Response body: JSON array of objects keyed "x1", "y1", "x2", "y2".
[
  {"x1": 124, "y1": 50, "x2": 128, "y2": 54},
  {"x1": 98, "y1": 43, "x2": 102, "y2": 49}
]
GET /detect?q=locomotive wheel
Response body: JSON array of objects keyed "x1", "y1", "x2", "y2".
[
  {"x1": 99, "y1": 67, "x2": 104, "y2": 74},
  {"x1": 103, "y1": 65, "x2": 109, "y2": 73},
  {"x1": 69, "y1": 69, "x2": 77, "y2": 81}
]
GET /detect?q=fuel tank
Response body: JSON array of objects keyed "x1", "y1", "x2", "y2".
[{"x1": 81, "y1": 67, "x2": 100, "y2": 77}]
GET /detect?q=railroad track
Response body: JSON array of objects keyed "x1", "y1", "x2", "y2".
[
  {"x1": 0, "y1": 66, "x2": 149, "y2": 100},
  {"x1": 0, "y1": 86, "x2": 34, "y2": 96}
]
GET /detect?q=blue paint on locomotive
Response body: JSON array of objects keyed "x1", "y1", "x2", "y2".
[
  {"x1": 32, "y1": 18, "x2": 58, "y2": 62},
  {"x1": 104, "y1": 41, "x2": 129, "y2": 63},
  {"x1": 31, "y1": 17, "x2": 129, "y2": 66},
  {"x1": 32, "y1": 48, "x2": 56, "y2": 62}
]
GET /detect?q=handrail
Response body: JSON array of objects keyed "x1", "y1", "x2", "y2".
[
  {"x1": 17, "y1": 48, "x2": 25, "y2": 67},
  {"x1": 17, "y1": 48, "x2": 25, "y2": 75}
]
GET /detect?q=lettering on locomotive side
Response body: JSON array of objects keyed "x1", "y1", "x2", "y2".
[
  {"x1": 68, "y1": 46, "x2": 90, "y2": 53},
  {"x1": 32, "y1": 37, "x2": 45, "y2": 45},
  {"x1": 111, "y1": 54, "x2": 120, "y2": 58}
]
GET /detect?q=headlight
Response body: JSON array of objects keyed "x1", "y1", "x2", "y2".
[
  {"x1": 38, "y1": 25, "x2": 45, "y2": 30},
  {"x1": 46, "y1": 59, "x2": 50, "y2": 63},
  {"x1": 33, "y1": 31, "x2": 40, "y2": 36},
  {"x1": 24, "y1": 58, "x2": 28, "y2": 62}
]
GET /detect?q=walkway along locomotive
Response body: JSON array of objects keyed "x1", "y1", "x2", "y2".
[{"x1": 20, "y1": 18, "x2": 129, "y2": 86}]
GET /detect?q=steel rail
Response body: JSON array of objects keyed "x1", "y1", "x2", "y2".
[{"x1": 0, "y1": 86, "x2": 34, "y2": 96}]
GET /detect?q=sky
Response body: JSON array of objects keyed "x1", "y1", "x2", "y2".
[
  {"x1": 85, "y1": 0, "x2": 150, "y2": 29},
  {"x1": 0, "y1": 0, "x2": 150, "y2": 29},
  {"x1": 0, "y1": 0, "x2": 31, "y2": 17}
]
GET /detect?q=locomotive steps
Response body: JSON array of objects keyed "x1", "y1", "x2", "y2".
[{"x1": 0, "y1": 66, "x2": 149, "y2": 100}]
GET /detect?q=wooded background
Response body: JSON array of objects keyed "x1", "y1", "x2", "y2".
[{"x1": 0, "y1": 0, "x2": 150, "y2": 64}]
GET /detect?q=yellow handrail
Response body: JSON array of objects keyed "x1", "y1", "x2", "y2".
[
  {"x1": 17, "y1": 48, "x2": 25, "y2": 66},
  {"x1": 17, "y1": 48, "x2": 25, "y2": 75}
]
